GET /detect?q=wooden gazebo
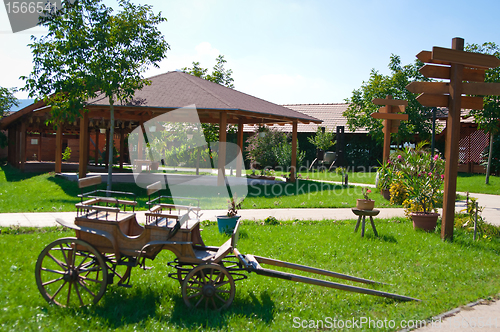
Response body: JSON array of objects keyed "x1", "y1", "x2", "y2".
[{"x1": 0, "y1": 71, "x2": 321, "y2": 182}]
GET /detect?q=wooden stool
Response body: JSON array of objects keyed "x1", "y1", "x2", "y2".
[{"x1": 352, "y1": 208, "x2": 379, "y2": 237}]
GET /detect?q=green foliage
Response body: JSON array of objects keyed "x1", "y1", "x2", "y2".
[
  {"x1": 375, "y1": 160, "x2": 394, "y2": 190},
  {"x1": 271, "y1": 140, "x2": 305, "y2": 168},
  {"x1": 391, "y1": 142, "x2": 445, "y2": 214},
  {"x1": 61, "y1": 146, "x2": 71, "y2": 161},
  {"x1": 481, "y1": 132, "x2": 500, "y2": 174},
  {"x1": 22, "y1": 0, "x2": 169, "y2": 124},
  {"x1": 465, "y1": 42, "x2": 500, "y2": 136},
  {"x1": 245, "y1": 127, "x2": 305, "y2": 169},
  {"x1": 455, "y1": 197, "x2": 500, "y2": 239},
  {"x1": 389, "y1": 180, "x2": 407, "y2": 206},
  {"x1": 307, "y1": 126, "x2": 335, "y2": 151},
  {"x1": 344, "y1": 54, "x2": 434, "y2": 145},
  {"x1": 263, "y1": 216, "x2": 280, "y2": 225},
  {"x1": 0, "y1": 86, "x2": 18, "y2": 118}
]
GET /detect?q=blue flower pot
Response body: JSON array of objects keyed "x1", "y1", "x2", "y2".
[{"x1": 217, "y1": 216, "x2": 240, "y2": 234}]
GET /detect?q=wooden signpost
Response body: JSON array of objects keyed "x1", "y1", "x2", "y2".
[
  {"x1": 371, "y1": 96, "x2": 408, "y2": 163},
  {"x1": 407, "y1": 37, "x2": 500, "y2": 240}
]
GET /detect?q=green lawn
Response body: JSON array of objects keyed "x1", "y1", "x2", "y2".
[
  {"x1": 1, "y1": 220, "x2": 499, "y2": 331},
  {"x1": 0, "y1": 164, "x2": 393, "y2": 213},
  {"x1": 0, "y1": 164, "x2": 496, "y2": 214},
  {"x1": 456, "y1": 172, "x2": 500, "y2": 195}
]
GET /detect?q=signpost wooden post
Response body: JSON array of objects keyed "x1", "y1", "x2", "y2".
[
  {"x1": 371, "y1": 96, "x2": 408, "y2": 163},
  {"x1": 407, "y1": 37, "x2": 500, "y2": 241}
]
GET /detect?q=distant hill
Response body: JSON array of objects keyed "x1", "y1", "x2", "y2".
[{"x1": 8, "y1": 99, "x2": 35, "y2": 112}]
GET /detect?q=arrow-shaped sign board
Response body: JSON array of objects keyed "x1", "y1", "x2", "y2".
[
  {"x1": 419, "y1": 64, "x2": 485, "y2": 82},
  {"x1": 432, "y1": 46, "x2": 500, "y2": 69},
  {"x1": 372, "y1": 98, "x2": 408, "y2": 106},
  {"x1": 371, "y1": 113, "x2": 408, "y2": 121},
  {"x1": 407, "y1": 81, "x2": 500, "y2": 97},
  {"x1": 416, "y1": 93, "x2": 484, "y2": 109}
]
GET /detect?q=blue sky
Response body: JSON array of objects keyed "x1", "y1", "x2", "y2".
[{"x1": 1, "y1": 0, "x2": 500, "y2": 105}]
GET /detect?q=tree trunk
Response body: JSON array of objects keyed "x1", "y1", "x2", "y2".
[
  {"x1": 485, "y1": 132, "x2": 494, "y2": 184},
  {"x1": 107, "y1": 98, "x2": 115, "y2": 192}
]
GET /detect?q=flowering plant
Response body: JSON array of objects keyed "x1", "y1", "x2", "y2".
[
  {"x1": 375, "y1": 160, "x2": 394, "y2": 190},
  {"x1": 227, "y1": 194, "x2": 244, "y2": 217},
  {"x1": 392, "y1": 142, "x2": 445, "y2": 214},
  {"x1": 361, "y1": 187, "x2": 372, "y2": 200}
]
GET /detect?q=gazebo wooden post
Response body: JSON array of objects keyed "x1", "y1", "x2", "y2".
[
  {"x1": 236, "y1": 119, "x2": 244, "y2": 177},
  {"x1": 217, "y1": 112, "x2": 227, "y2": 186},
  {"x1": 119, "y1": 128, "x2": 124, "y2": 171},
  {"x1": 290, "y1": 120, "x2": 298, "y2": 182},
  {"x1": 79, "y1": 112, "x2": 89, "y2": 179},
  {"x1": 38, "y1": 132, "x2": 42, "y2": 162},
  {"x1": 19, "y1": 121, "x2": 26, "y2": 171},
  {"x1": 7, "y1": 125, "x2": 16, "y2": 166},
  {"x1": 105, "y1": 127, "x2": 110, "y2": 169},
  {"x1": 55, "y1": 124, "x2": 62, "y2": 173},
  {"x1": 94, "y1": 128, "x2": 99, "y2": 166},
  {"x1": 14, "y1": 124, "x2": 20, "y2": 168},
  {"x1": 138, "y1": 120, "x2": 143, "y2": 161}
]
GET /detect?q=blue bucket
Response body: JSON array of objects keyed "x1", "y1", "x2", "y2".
[{"x1": 217, "y1": 216, "x2": 240, "y2": 234}]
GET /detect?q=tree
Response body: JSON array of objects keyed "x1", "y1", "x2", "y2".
[
  {"x1": 343, "y1": 55, "x2": 433, "y2": 148},
  {"x1": 182, "y1": 55, "x2": 235, "y2": 142},
  {"x1": 22, "y1": 0, "x2": 169, "y2": 190},
  {"x1": 0, "y1": 86, "x2": 19, "y2": 148},
  {"x1": 465, "y1": 42, "x2": 500, "y2": 184},
  {"x1": 0, "y1": 86, "x2": 19, "y2": 119}
]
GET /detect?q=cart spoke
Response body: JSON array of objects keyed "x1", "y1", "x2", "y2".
[
  {"x1": 42, "y1": 276, "x2": 64, "y2": 286},
  {"x1": 194, "y1": 295, "x2": 204, "y2": 308},
  {"x1": 78, "y1": 279, "x2": 96, "y2": 297},
  {"x1": 74, "y1": 283, "x2": 85, "y2": 307},
  {"x1": 75, "y1": 252, "x2": 92, "y2": 270},
  {"x1": 66, "y1": 281, "x2": 72, "y2": 307},
  {"x1": 40, "y1": 267, "x2": 67, "y2": 275},
  {"x1": 59, "y1": 243, "x2": 69, "y2": 268},
  {"x1": 187, "y1": 291, "x2": 201, "y2": 300},
  {"x1": 79, "y1": 275, "x2": 104, "y2": 285},
  {"x1": 214, "y1": 280, "x2": 230, "y2": 288},
  {"x1": 211, "y1": 297, "x2": 218, "y2": 310},
  {"x1": 215, "y1": 289, "x2": 230, "y2": 294},
  {"x1": 49, "y1": 281, "x2": 67, "y2": 302},
  {"x1": 215, "y1": 294, "x2": 228, "y2": 303},
  {"x1": 46, "y1": 252, "x2": 67, "y2": 270}
]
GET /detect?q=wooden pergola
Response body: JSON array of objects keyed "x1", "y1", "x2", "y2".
[{"x1": 0, "y1": 71, "x2": 321, "y2": 182}]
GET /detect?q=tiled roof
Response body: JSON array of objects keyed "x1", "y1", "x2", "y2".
[
  {"x1": 86, "y1": 71, "x2": 321, "y2": 124},
  {"x1": 244, "y1": 103, "x2": 367, "y2": 133}
]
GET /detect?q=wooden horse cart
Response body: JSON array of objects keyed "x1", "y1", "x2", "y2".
[{"x1": 35, "y1": 176, "x2": 418, "y2": 310}]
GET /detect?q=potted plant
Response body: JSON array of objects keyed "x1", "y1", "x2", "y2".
[
  {"x1": 356, "y1": 187, "x2": 374, "y2": 210},
  {"x1": 307, "y1": 126, "x2": 335, "y2": 161},
  {"x1": 395, "y1": 142, "x2": 445, "y2": 231},
  {"x1": 217, "y1": 195, "x2": 244, "y2": 234}
]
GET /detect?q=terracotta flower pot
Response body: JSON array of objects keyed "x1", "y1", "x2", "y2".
[
  {"x1": 381, "y1": 189, "x2": 391, "y2": 200},
  {"x1": 356, "y1": 199, "x2": 375, "y2": 211},
  {"x1": 410, "y1": 212, "x2": 439, "y2": 232}
]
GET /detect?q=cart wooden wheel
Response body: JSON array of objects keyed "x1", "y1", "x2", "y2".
[
  {"x1": 181, "y1": 263, "x2": 235, "y2": 310},
  {"x1": 35, "y1": 237, "x2": 108, "y2": 307}
]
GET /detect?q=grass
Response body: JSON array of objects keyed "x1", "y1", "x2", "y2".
[
  {"x1": 456, "y1": 172, "x2": 500, "y2": 195},
  {"x1": 0, "y1": 164, "x2": 394, "y2": 213},
  {"x1": 1, "y1": 219, "x2": 500, "y2": 331}
]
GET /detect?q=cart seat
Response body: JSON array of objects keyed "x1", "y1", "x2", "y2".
[{"x1": 192, "y1": 220, "x2": 240, "y2": 263}]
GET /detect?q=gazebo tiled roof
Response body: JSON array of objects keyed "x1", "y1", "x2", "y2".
[{"x1": 85, "y1": 71, "x2": 321, "y2": 125}]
